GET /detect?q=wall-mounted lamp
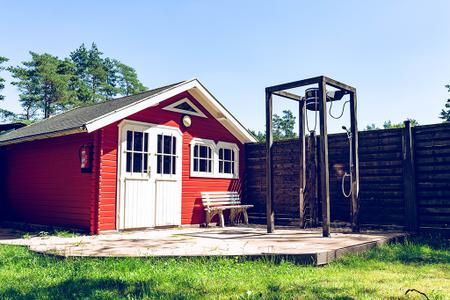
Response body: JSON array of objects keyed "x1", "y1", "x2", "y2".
[{"x1": 182, "y1": 115, "x2": 192, "y2": 128}]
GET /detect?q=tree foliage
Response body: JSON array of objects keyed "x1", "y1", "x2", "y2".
[
  {"x1": 250, "y1": 110, "x2": 297, "y2": 142},
  {"x1": 69, "y1": 43, "x2": 147, "y2": 104},
  {"x1": 6, "y1": 43, "x2": 147, "y2": 120},
  {"x1": 0, "y1": 56, "x2": 8, "y2": 101},
  {"x1": 0, "y1": 56, "x2": 18, "y2": 122},
  {"x1": 365, "y1": 119, "x2": 419, "y2": 130},
  {"x1": 9, "y1": 52, "x2": 76, "y2": 119},
  {"x1": 439, "y1": 84, "x2": 450, "y2": 122},
  {"x1": 365, "y1": 123, "x2": 379, "y2": 130}
]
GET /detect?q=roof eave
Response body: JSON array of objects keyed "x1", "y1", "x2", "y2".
[{"x1": 0, "y1": 127, "x2": 87, "y2": 147}]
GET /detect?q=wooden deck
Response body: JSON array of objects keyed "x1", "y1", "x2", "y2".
[{"x1": 0, "y1": 225, "x2": 407, "y2": 265}]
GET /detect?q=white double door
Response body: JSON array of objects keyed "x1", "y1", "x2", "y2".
[{"x1": 118, "y1": 121, "x2": 182, "y2": 230}]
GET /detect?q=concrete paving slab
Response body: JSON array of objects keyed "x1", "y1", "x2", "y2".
[{"x1": 0, "y1": 225, "x2": 407, "y2": 265}]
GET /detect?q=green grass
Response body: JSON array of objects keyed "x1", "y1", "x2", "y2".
[{"x1": 0, "y1": 235, "x2": 448, "y2": 299}]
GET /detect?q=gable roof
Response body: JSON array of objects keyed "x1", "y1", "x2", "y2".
[{"x1": 0, "y1": 79, "x2": 256, "y2": 146}]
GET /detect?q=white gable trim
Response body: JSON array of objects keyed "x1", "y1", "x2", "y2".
[
  {"x1": 84, "y1": 79, "x2": 257, "y2": 143},
  {"x1": 161, "y1": 97, "x2": 207, "y2": 118}
]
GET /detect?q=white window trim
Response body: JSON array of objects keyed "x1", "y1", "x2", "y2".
[
  {"x1": 190, "y1": 138, "x2": 216, "y2": 178},
  {"x1": 216, "y1": 141, "x2": 240, "y2": 179},
  {"x1": 189, "y1": 138, "x2": 239, "y2": 179},
  {"x1": 162, "y1": 97, "x2": 207, "y2": 118}
]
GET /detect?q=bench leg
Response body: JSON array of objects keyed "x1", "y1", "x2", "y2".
[
  {"x1": 243, "y1": 209, "x2": 249, "y2": 225},
  {"x1": 205, "y1": 211, "x2": 211, "y2": 227},
  {"x1": 229, "y1": 208, "x2": 237, "y2": 225},
  {"x1": 219, "y1": 211, "x2": 225, "y2": 228}
]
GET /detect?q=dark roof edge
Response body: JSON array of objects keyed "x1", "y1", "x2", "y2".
[{"x1": 0, "y1": 127, "x2": 87, "y2": 147}]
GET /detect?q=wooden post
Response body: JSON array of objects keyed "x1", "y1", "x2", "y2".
[
  {"x1": 265, "y1": 90, "x2": 275, "y2": 233},
  {"x1": 299, "y1": 99, "x2": 306, "y2": 228},
  {"x1": 306, "y1": 130, "x2": 319, "y2": 227},
  {"x1": 402, "y1": 120, "x2": 418, "y2": 232},
  {"x1": 319, "y1": 79, "x2": 331, "y2": 237},
  {"x1": 349, "y1": 91, "x2": 360, "y2": 232}
]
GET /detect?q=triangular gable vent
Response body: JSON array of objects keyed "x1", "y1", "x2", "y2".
[{"x1": 162, "y1": 98, "x2": 207, "y2": 118}]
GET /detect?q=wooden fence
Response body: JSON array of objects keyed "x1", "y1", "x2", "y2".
[{"x1": 244, "y1": 122, "x2": 450, "y2": 235}]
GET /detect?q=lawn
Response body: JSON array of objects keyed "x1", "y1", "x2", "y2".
[{"x1": 0, "y1": 235, "x2": 448, "y2": 300}]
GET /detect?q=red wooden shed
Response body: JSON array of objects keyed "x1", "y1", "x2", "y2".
[{"x1": 0, "y1": 79, "x2": 256, "y2": 234}]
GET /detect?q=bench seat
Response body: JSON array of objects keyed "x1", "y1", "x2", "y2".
[{"x1": 201, "y1": 191, "x2": 253, "y2": 227}]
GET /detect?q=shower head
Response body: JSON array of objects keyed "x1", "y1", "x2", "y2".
[{"x1": 342, "y1": 126, "x2": 351, "y2": 138}]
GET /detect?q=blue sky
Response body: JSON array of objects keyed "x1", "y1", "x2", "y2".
[{"x1": 1, "y1": 1, "x2": 450, "y2": 132}]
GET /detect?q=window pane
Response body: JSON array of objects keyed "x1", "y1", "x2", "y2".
[
  {"x1": 126, "y1": 152, "x2": 132, "y2": 172},
  {"x1": 208, "y1": 159, "x2": 212, "y2": 172},
  {"x1": 219, "y1": 149, "x2": 223, "y2": 159},
  {"x1": 144, "y1": 133, "x2": 149, "y2": 152},
  {"x1": 194, "y1": 145, "x2": 198, "y2": 157},
  {"x1": 143, "y1": 154, "x2": 148, "y2": 172},
  {"x1": 219, "y1": 161, "x2": 223, "y2": 173},
  {"x1": 199, "y1": 145, "x2": 207, "y2": 158},
  {"x1": 224, "y1": 149, "x2": 231, "y2": 160},
  {"x1": 164, "y1": 135, "x2": 171, "y2": 154},
  {"x1": 157, "y1": 155, "x2": 162, "y2": 174},
  {"x1": 157, "y1": 135, "x2": 162, "y2": 153},
  {"x1": 224, "y1": 161, "x2": 231, "y2": 174},
  {"x1": 194, "y1": 158, "x2": 198, "y2": 171},
  {"x1": 199, "y1": 159, "x2": 207, "y2": 172},
  {"x1": 232, "y1": 150, "x2": 235, "y2": 161},
  {"x1": 172, "y1": 136, "x2": 176, "y2": 155},
  {"x1": 126, "y1": 131, "x2": 133, "y2": 151},
  {"x1": 172, "y1": 156, "x2": 176, "y2": 174},
  {"x1": 134, "y1": 132, "x2": 143, "y2": 151},
  {"x1": 174, "y1": 101, "x2": 197, "y2": 113},
  {"x1": 163, "y1": 155, "x2": 171, "y2": 174},
  {"x1": 133, "y1": 153, "x2": 142, "y2": 173}
]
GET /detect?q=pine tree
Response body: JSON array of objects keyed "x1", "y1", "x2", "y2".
[
  {"x1": 0, "y1": 56, "x2": 19, "y2": 122},
  {"x1": 70, "y1": 43, "x2": 108, "y2": 104},
  {"x1": 69, "y1": 43, "x2": 147, "y2": 104},
  {"x1": 249, "y1": 109, "x2": 298, "y2": 142},
  {"x1": 8, "y1": 43, "x2": 148, "y2": 120},
  {"x1": 9, "y1": 52, "x2": 76, "y2": 119},
  {"x1": 115, "y1": 60, "x2": 147, "y2": 96},
  {"x1": 439, "y1": 84, "x2": 450, "y2": 122},
  {"x1": 0, "y1": 56, "x2": 8, "y2": 101}
]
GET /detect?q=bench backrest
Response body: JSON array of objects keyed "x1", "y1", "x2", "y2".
[{"x1": 201, "y1": 191, "x2": 241, "y2": 208}]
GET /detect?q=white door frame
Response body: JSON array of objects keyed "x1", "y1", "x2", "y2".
[{"x1": 116, "y1": 119, "x2": 183, "y2": 230}]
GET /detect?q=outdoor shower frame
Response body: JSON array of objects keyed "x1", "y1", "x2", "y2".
[{"x1": 265, "y1": 76, "x2": 360, "y2": 237}]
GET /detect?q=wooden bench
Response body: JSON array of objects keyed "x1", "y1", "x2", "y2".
[{"x1": 201, "y1": 191, "x2": 253, "y2": 227}]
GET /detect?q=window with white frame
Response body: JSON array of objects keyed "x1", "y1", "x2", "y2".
[
  {"x1": 217, "y1": 142, "x2": 239, "y2": 178},
  {"x1": 156, "y1": 133, "x2": 177, "y2": 175},
  {"x1": 191, "y1": 139, "x2": 214, "y2": 176},
  {"x1": 190, "y1": 139, "x2": 239, "y2": 178},
  {"x1": 125, "y1": 130, "x2": 149, "y2": 174}
]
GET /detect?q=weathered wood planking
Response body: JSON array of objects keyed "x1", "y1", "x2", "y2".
[
  {"x1": 244, "y1": 123, "x2": 450, "y2": 235},
  {"x1": 414, "y1": 123, "x2": 450, "y2": 232}
]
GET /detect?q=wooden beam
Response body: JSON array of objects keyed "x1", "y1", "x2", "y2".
[
  {"x1": 273, "y1": 91, "x2": 303, "y2": 102},
  {"x1": 319, "y1": 79, "x2": 331, "y2": 237},
  {"x1": 305, "y1": 131, "x2": 319, "y2": 227},
  {"x1": 299, "y1": 99, "x2": 306, "y2": 228},
  {"x1": 323, "y1": 76, "x2": 356, "y2": 93},
  {"x1": 266, "y1": 91, "x2": 275, "y2": 233},
  {"x1": 266, "y1": 76, "x2": 322, "y2": 93},
  {"x1": 402, "y1": 120, "x2": 418, "y2": 232},
  {"x1": 349, "y1": 91, "x2": 360, "y2": 232}
]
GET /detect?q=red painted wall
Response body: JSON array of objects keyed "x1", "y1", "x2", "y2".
[
  {"x1": 98, "y1": 91, "x2": 245, "y2": 230},
  {"x1": 3, "y1": 133, "x2": 95, "y2": 231}
]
